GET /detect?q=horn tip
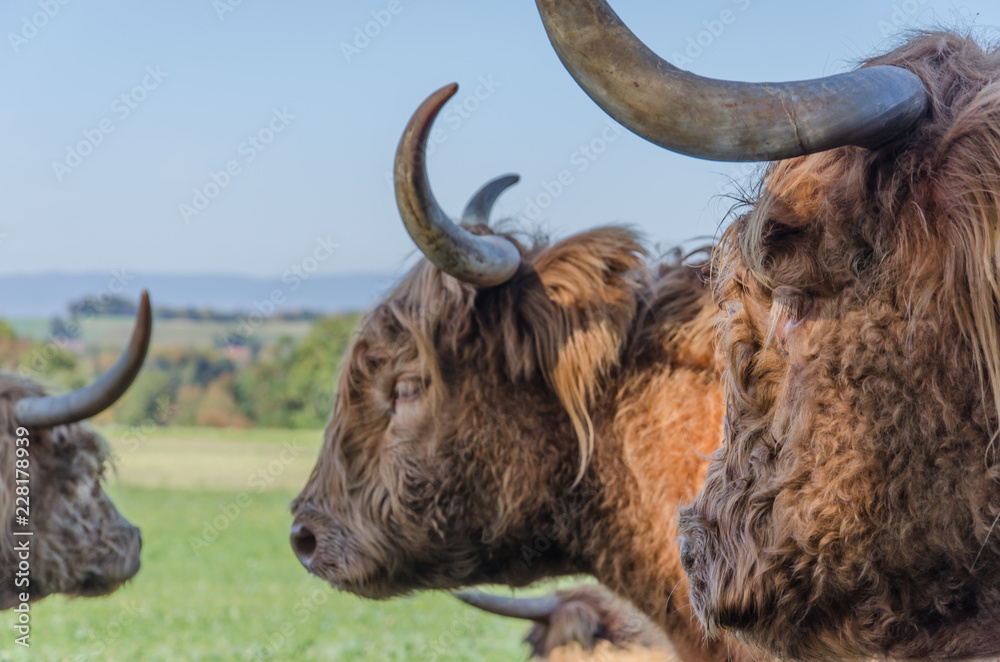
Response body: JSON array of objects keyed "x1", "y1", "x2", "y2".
[
  {"x1": 417, "y1": 84, "x2": 461, "y2": 130},
  {"x1": 137, "y1": 290, "x2": 152, "y2": 333},
  {"x1": 452, "y1": 590, "x2": 482, "y2": 605},
  {"x1": 131, "y1": 290, "x2": 153, "y2": 361},
  {"x1": 452, "y1": 589, "x2": 504, "y2": 612}
]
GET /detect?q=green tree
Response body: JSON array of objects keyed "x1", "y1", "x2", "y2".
[
  {"x1": 113, "y1": 369, "x2": 174, "y2": 426},
  {"x1": 0, "y1": 320, "x2": 17, "y2": 340},
  {"x1": 195, "y1": 375, "x2": 250, "y2": 428},
  {"x1": 233, "y1": 314, "x2": 360, "y2": 428}
]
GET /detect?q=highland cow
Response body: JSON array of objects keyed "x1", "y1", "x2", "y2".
[
  {"x1": 0, "y1": 293, "x2": 150, "y2": 609},
  {"x1": 536, "y1": 0, "x2": 1000, "y2": 658},
  {"x1": 290, "y1": 86, "x2": 755, "y2": 660}
]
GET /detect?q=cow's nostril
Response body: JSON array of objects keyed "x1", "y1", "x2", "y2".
[
  {"x1": 679, "y1": 537, "x2": 697, "y2": 575},
  {"x1": 290, "y1": 522, "x2": 318, "y2": 568}
]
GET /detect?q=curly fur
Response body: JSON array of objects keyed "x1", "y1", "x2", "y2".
[
  {"x1": 0, "y1": 373, "x2": 140, "y2": 608},
  {"x1": 292, "y1": 227, "x2": 759, "y2": 660},
  {"x1": 679, "y1": 32, "x2": 1000, "y2": 659}
]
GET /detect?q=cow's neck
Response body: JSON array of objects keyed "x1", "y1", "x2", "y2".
[{"x1": 567, "y1": 306, "x2": 746, "y2": 661}]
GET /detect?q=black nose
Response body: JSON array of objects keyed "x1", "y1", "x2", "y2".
[
  {"x1": 679, "y1": 537, "x2": 697, "y2": 575},
  {"x1": 124, "y1": 523, "x2": 142, "y2": 579},
  {"x1": 290, "y1": 521, "x2": 318, "y2": 569}
]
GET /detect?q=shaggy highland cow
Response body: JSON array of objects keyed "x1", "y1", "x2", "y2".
[
  {"x1": 537, "y1": 0, "x2": 1000, "y2": 658},
  {"x1": 0, "y1": 293, "x2": 150, "y2": 609},
  {"x1": 290, "y1": 86, "x2": 756, "y2": 660}
]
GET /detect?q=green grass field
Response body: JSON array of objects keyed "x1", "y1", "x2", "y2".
[{"x1": 0, "y1": 428, "x2": 556, "y2": 661}]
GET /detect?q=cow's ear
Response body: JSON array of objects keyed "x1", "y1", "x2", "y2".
[{"x1": 497, "y1": 227, "x2": 645, "y2": 479}]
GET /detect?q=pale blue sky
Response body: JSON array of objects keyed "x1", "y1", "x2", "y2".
[{"x1": 1, "y1": 0, "x2": 997, "y2": 278}]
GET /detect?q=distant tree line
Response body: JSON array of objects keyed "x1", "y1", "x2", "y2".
[
  {"x1": 59, "y1": 294, "x2": 323, "y2": 330},
  {"x1": 6, "y1": 311, "x2": 362, "y2": 430},
  {"x1": 112, "y1": 314, "x2": 360, "y2": 429}
]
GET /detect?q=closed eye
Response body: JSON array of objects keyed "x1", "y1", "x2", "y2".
[
  {"x1": 775, "y1": 295, "x2": 813, "y2": 326},
  {"x1": 771, "y1": 287, "x2": 814, "y2": 339},
  {"x1": 392, "y1": 376, "x2": 426, "y2": 411}
]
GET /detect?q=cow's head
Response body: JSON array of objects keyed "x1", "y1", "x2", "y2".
[
  {"x1": 291, "y1": 85, "x2": 647, "y2": 598},
  {"x1": 537, "y1": 1, "x2": 1000, "y2": 658},
  {"x1": 0, "y1": 293, "x2": 151, "y2": 608}
]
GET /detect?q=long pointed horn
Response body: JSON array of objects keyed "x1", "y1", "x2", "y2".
[
  {"x1": 460, "y1": 174, "x2": 520, "y2": 226},
  {"x1": 454, "y1": 590, "x2": 560, "y2": 622},
  {"x1": 395, "y1": 84, "x2": 522, "y2": 287},
  {"x1": 535, "y1": 0, "x2": 929, "y2": 162},
  {"x1": 16, "y1": 291, "x2": 153, "y2": 428}
]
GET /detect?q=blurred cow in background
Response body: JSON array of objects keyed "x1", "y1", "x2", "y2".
[
  {"x1": 1, "y1": 293, "x2": 150, "y2": 609},
  {"x1": 457, "y1": 585, "x2": 674, "y2": 661}
]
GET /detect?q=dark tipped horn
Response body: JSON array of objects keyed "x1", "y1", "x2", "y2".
[
  {"x1": 454, "y1": 590, "x2": 561, "y2": 622},
  {"x1": 395, "y1": 84, "x2": 522, "y2": 287},
  {"x1": 535, "y1": 0, "x2": 929, "y2": 162},
  {"x1": 460, "y1": 174, "x2": 520, "y2": 226},
  {"x1": 15, "y1": 291, "x2": 152, "y2": 428}
]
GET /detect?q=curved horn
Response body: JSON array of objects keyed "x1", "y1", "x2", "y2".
[
  {"x1": 460, "y1": 174, "x2": 520, "y2": 226},
  {"x1": 454, "y1": 590, "x2": 560, "y2": 622},
  {"x1": 16, "y1": 291, "x2": 153, "y2": 428},
  {"x1": 395, "y1": 84, "x2": 522, "y2": 287},
  {"x1": 535, "y1": 0, "x2": 929, "y2": 162}
]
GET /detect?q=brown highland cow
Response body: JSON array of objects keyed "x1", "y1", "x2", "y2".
[
  {"x1": 536, "y1": 0, "x2": 1000, "y2": 659},
  {"x1": 290, "y1": 85, "x2": 756, "y2": 660},
  {"x1": 0, "y1": 293, "x2": 150, "y2": 609}
]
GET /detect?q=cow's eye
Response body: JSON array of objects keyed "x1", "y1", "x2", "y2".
[
  {"x1": 392, "y1": 376, "x2": 425, "y2": 410},
  {"x1": 771, "y1": 287, "x2": 813, "y2": 335}
]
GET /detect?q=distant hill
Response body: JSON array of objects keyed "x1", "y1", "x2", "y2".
[{"x1": 0, "y1": 272, "x2": 398, "y2": 318}]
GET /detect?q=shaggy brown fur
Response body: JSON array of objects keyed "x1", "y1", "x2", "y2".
[
  {"x1": 292, "y1": 227, "x2": 756, "y2": 660},
  {"x1": 678, "y1": 32, "x2": 1000, "y2": 659},
  {"x1": 0, "y1": 373, "x2": 140, "y2": 608}
]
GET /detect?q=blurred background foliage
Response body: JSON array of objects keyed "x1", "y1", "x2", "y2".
[{"x1": 1, "y1": 294, "x2": 363, "y2": 431}]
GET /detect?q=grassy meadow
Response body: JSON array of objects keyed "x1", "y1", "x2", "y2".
[{"x1": 0, "y1": 427, "x2": 546, "y2": 661}]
